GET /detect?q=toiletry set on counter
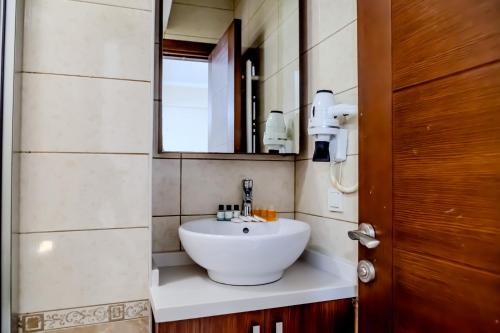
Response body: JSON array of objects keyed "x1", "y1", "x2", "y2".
[{"x1": 216, "y1": 204, "x2": 277, "y2": 223}]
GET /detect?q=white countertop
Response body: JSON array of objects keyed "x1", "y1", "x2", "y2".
[{"x1": 150, "y1": 251, "x2": 357, "y2": 323}]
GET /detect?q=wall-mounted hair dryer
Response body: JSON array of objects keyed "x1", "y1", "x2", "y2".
[
  {"x1": 308, "y1": 90, "x2": 356, "y2": 162},
  {"x1": 308, "y1": 90, "x2": 358, "y2": 193}
]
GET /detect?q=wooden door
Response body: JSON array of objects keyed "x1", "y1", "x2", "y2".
[
  {"x1": 358, "y1": 0, "x2": 500, "y2": 332},
  {"x1": 207, "y1": 19, "x2": 241, "y2": 153}
]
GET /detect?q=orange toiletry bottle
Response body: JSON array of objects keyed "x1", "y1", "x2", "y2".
[{"x1": 267, "y1": 206, "x2": 277, "y2": 222}]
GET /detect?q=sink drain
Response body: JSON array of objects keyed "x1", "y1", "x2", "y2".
[{"x1": 242, "y1": 227, "x2": 249, "y2": 234}]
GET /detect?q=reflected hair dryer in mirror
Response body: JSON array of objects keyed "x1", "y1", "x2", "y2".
[
  {"x1": 308, "y1": 90, "x2": 356, "y2": 162},
  {"x1": 263, "y1": 111, "x2": 292, "y2": 154}
]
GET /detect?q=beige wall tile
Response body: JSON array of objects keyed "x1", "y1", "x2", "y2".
[
  {"x1": 19, "y1": 153, "x2": 149, "y2": 232},
  {"x1": 259, "y1": 75, "x2": 279, "y2": 122},
  {"x1": 181, "y1": 215, "x2": 214, "y2": 224},
  {"x1": 305, "y1": 0, "x2": 356, "y2": 50},
  {"x1": 235, "y1": 0, "x2": 264, "y2": 26},
  {"x1": 21, "y1": 73, "x2": 151, "y2": 153},
  {"x1": 277, "y1": 8, "x2": 299, "y2": 69},
  {"x1": 277, "y1": 58, "x2": 300, "y2": 113},
  {"x1": 70, "y1": 0, "x2": 152, "y2": 10},
  {"x1": 181, "y1": 159, "x2": 294, "y2": 215},
  {"x1": 260, "y1": 30, "x2": 278, "y2": 81},
  {"x1": 278, "y1": 0, "x2": 298, "y2": 24},
  {"x1": 244, "y1": 0, "x2": 278, "y2": 48},
  {"x1": 181, "y1": 153, "x2": 294, "y2": 161},
  {"x1": 295, "y1": 156, "x2": 358, "y2": 223},
  {"x1": 173, "y1": 0, "x2": 233, "y2": 10},
  {"x1": 19, "y1": 228, "x2": 149, "y2": 313},
  {"x1": 39, "y1": 317, "x2": 149, "y2": 333},
  {"x1": 296, "y1": 213, "x2": 357, "y2": 264},
  {"x1": 19, "y1": 300, "x2": 149, "y2": 331},
  {"x1": 23, "y1": 0, "x2": 152, "y2": 80},
  {"x1": 166, "y1": 3, "x2": 233, "y2": 41},
  {"x1": 153, "y1": 216, "x2": 180, "y2": 252},
  {"x1": 305, "y1": 22, "x2": 357, "y2": 105},
  {"x1": 279, "y1": 212, "x2": 295, "y2": 219},
  {"x1": 152, "y1": 159, "x2": 181, "y2": 216}
]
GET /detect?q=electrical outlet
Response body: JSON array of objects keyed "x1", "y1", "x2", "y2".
[{"x1": 328, "y1": 188, "x2": 343, "y2": 212}]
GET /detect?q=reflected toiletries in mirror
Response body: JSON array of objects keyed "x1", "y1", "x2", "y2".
[{"x1": 160, "y1": 0, "x2": 300, "y2": 154}]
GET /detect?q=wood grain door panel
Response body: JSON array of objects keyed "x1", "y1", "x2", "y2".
[
  {"x1": 392, "y1": 0, "x2": 500, "y2": 89},
  {"x1": 393, "y1": 249, "x2": 500, "y2": 333},
  {"x1": 393, "y1": 63, "x2": 500, "y2": 273}
]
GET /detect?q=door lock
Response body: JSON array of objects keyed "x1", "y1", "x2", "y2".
[
  {"x1": 348, "y1": 223, "x2": 380, "y2": 249},
  {"x1": 357, "y1": 260, "x2": 376, "y2": 283}
]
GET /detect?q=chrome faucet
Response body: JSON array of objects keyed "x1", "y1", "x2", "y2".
[{"x1": 242, "y1": 178, "x2": 253, "y2": 216}]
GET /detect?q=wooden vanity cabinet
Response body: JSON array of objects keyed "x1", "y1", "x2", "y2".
[{"x1": 154, "y1": 299, "x2": 354, "y2": 333}]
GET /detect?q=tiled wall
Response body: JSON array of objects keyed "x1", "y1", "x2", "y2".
[
  {"x1": 235, "y1": 0, "x2": 300, "y2": 153},
  {"x1": 153, "y1": 0, "x2": 358, "y2": 265},
  {"x1": 152, "y1": 154, "x2": 295, "y2": 252},
  {"x1": 296, "y1": 0, "x2": 358, "y2": 265},
  {"x1": 18, "y1": 0, "x2": 153, "y2": 332},
  {"x1": 165, "y1": 0, "x2": 234, "y2": 43}
]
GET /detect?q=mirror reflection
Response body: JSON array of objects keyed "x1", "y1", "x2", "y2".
[{"x1": 161, "y1": 0, "x2": 300, "y2": 154}]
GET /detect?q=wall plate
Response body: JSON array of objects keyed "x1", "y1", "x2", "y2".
[{"x1": 328, "y1": 188, "x2": 343, "y2": 212}]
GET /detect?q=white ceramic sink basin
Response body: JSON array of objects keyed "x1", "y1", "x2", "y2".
[{"x1": 179, "y1": 218, "x2": 311, "y2": 286}]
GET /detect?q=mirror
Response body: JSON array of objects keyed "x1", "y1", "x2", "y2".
[{"x1": 160, "y1": 0, "x2": 300, "y2": 154}]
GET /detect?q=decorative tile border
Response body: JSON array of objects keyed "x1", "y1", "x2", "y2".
[{"x1": 20, "y1": 300, "x2": 149, "y2": 332}]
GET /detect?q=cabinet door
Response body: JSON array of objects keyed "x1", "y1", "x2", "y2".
[
  {"x1": 155, "y1": 299, "x2": 354, "y2": 333},
  {"x1": 265, "y1": 306, "x2": 301, "y2": 333},
  {"x1": 235, "y1": 309, "x2": 266, "y2": 333},
  {"x1": 299, "y1": 299, "x2": 354, "y2": 333},
  {"x1": 155, "y1": 309, "x2": 266, "y2": 333}
]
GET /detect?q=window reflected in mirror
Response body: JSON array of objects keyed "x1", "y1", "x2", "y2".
[{"x1": 162, "y1": 58, "x2": 209, "y2": 152}]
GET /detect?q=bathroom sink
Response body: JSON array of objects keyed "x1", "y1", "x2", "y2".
[{"x1": 179, "y1": 218, "x2": 311, "y2": 286}]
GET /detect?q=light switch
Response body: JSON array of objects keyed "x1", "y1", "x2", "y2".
[{"x1": 328, "y1": 188, "x2": 343, "y2": 212}]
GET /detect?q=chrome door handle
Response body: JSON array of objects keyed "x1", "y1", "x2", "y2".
[{"x1": 348, "y1": 223, "x2": 380, "y2": 249}]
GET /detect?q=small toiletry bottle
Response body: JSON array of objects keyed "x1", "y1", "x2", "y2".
[
  {"x1": 217, "y1": 205, "x2": 225, "y2": 221},
  {"x1": 233, "y1": 204, "x2": 241, "y2": 218},
  {"x1": 267, "y1": 206, "x2": 277, "y2": 222},
  {"x1": 260, "y1": 209, "x2": 269, "y2": 221},
  {"x1": 253, "y1": 207, "x2": 262, "y2": 218},
  {"x1": 224, "y1": 205, "x2": 233, "y2": 221}
]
